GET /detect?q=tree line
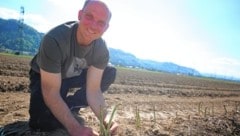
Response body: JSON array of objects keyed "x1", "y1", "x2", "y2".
[{"x1": 0, "y1": 18, "x2": 44, "y2": 55}]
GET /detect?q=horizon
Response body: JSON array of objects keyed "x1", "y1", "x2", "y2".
[{"x1": 0, "y1": 0, "x2": 240, "y2": 79}]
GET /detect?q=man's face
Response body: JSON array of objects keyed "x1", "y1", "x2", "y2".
[{"x1": 78, "y1": 1, "x2": 110, "y2": 45}]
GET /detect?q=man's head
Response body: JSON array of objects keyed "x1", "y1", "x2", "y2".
[{"x1": 77, "y1": 0, "x2": 111, "y2": 45}]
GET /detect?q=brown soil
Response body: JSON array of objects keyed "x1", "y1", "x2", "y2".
[{"x1": 0, "y1": 54, "x2": 240, "y2": 136}]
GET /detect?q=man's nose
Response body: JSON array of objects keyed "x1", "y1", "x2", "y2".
[{"x1": 89, "y1": 20, "x2": 99, "y2": 30}]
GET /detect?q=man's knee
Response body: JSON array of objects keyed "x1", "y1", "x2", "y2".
[{"x1": 101, "y1": 66, "x2": 116, "y2": 91}]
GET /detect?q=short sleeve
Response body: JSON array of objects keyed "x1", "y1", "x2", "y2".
[
  {"x1": 92, "y1": 39, "x2": 109, "y2": 69},
  {"x1": 37, "y1": 35, "x2": 62, "y2": 73}
]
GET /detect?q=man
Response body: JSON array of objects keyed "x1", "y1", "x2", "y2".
[{"x1": 28, "y1": 0, "x2": 118, "y2": 135}]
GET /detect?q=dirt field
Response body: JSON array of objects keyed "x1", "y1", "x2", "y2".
[{"x1": 0, "y1": 53, "x2": 240, "y2": 136}]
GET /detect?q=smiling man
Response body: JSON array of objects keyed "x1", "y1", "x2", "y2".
[{"x1": 28, "y1": 0, "x2": 118, "y2": 135}]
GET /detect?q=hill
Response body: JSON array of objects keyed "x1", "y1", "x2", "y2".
[
  {"x1": 0, "y1": 18, "x2": 44, "y2": 55},
  {"x1": 0, "y1": 18, "x2": 200, "y2": 75},
  {"x1": 109, "y1": 48, "x2": 200, "y2": 75}
]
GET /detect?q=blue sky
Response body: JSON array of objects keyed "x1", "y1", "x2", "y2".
[{"x1": 0, "y1": 0, "x2": 240, "y2": 78}]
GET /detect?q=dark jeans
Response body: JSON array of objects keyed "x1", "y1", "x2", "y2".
[{"x1": 28, "y1": 66, "x2": 116, "y2": 131}]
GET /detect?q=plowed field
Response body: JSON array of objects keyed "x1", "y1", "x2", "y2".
[{"x1": 0, "y1": 53, "x2": 240, "y2": 136}]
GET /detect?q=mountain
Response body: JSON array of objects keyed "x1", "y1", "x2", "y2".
[
  {"x1": 109, "y1": 48, "x2": 200, "y2": 75},
  {"x1": 0, "y1": 18, "x2": 200, "y2": 76},
  {"x1": 0, "y1": 18, "x2": 44, "y2": 55}
]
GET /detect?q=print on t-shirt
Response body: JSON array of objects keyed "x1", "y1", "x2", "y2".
[{"x1": 66, "y1": 57, "x2": 87, "y2": 78}]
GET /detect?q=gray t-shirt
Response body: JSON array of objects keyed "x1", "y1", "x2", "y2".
[{"x1": 30, "y1": 21, "x2": 109, "y2": 79}]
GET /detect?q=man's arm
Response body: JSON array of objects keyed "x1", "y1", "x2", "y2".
[
  {"x1": 87, "y1": 66, "x2": 119, "y2": 134},
  {"x1": 40, "y1": 69, "x2": 95, "y2": 136},
  {"x1": 86, "y1": 66, "x2": 107, "y2": 119}
]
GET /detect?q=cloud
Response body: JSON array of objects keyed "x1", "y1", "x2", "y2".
[
  {"x1": 24, "y1": 13, "x2": 53, "y2": 33},
  {"x1": 45, "y1": 0, "x2": 82, "y2": 18},
  {"x1": 193, "y1": 56, "x2": 240, "y2": 78},
  {"x1": 47, "y1": 0, "x2": 82, "y2": 8},
  {"x1": 210, "y1": 57, "x2": 240, "y2": 77},
  {"x1": 0, "y1": 7, "x2": 52, "y2": 33},
  {"x1": 0, "y1": 7, "x2": 19, "y2": 20}
]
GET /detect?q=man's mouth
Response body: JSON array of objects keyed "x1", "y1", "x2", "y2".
[{"x1": 86, "y1": 29, "x2": 95, "y2": 36}]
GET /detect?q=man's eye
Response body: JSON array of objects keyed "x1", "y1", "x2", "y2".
[
  {"x1": 97, "y1": 21, "x2": 106, "y2": 27},
  {"x1": 85, "y1": 14, "x2": 93, "y2": 20}
]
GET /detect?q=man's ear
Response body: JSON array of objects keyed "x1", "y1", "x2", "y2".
[
  {"x1": 104, "y1": 24, "x2": 109, "y2": 32},
  {"x1": 78, "y1": 10, "x2": 83, "y2": 20}
]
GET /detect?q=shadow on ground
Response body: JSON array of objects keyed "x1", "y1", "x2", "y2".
[{"x1": 0, "y1": 113, "x2": 85, "y2": 136}]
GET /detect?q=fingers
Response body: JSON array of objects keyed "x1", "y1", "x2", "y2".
[
  {"x1": 92, "y1": 130, "x2": 99, "y2": 136},
  {"x1": 102, "y1": 119, "x2": 119, "y2": 135},
  {"x1": 110, "y1": 122, "x2": 119, "y2": 135}
]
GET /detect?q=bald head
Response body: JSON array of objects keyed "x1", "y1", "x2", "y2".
[{"x1": 82, "y1": 0, "x2": 112, "y2": 20}]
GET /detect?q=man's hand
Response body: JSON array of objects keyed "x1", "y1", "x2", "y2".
[
  {"x1": 103, "y1": 120, "x2": 119, "y2": 135},
  {"x1": 69, "y1": 125, "x2": 99, "y2": 136},
  {"x1": 109, "y1": 121, "x2": 119, "y2": 135}
]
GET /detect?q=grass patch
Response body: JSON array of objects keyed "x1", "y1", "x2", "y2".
[{"x1": 0, "y1": 52, "x2": 33, "y2": 59}]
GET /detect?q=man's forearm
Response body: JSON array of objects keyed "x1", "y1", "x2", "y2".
[
  {"x1": 87, "y1": 89, "x2": 107, "y2": 120},
  {"x1": 42, "y1": 91, "x2": 82, "y2": 133}
]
